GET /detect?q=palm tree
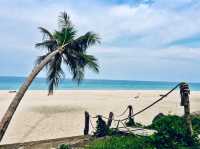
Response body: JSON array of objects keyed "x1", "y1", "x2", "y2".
[{"x1": 0, "y1": 12, "x2": 100, "y2": 141}]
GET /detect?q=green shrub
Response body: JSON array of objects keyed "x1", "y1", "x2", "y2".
[
  {"x1": 58, "y1": 144, "x2": 70, "y2": 149},
  {"x1": 191, "y1": 115, "x2": 200, "y2": 134},
  {"x1": 149, "y1": 115, "x2": 200, "y2": 149},
  {"x1": 151, "y1": 113, "x2": 165, "y2": 124},
  {"x1": 86, "y1": 135, "x2": 154, "y2": 149}
]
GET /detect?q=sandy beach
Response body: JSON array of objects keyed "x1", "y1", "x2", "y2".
[{"x1": 0, "y1": 90, "x2": 199, "y2": 144}]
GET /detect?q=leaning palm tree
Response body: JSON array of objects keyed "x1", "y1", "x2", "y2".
[{"x1": 0, "y1": 12, "x2": 100, "y2": 141}]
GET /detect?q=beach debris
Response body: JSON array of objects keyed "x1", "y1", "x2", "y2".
[
  {"x1": 134, "y1": 93, "x2": 140, "y2": 99},
  {"x1": 118, "y1": 127, "x2": 157, "y2": 136},
  {"x1": 159, "y1": 94, "x2": 165, "y2": 97},
  {"x1": 8, "y1": 90, "x2": 16, "y2": 93},
  {"x1": 168, "y1": 110, "x2": 173, "y2": 115},
  {"x1": 134, "y1": 96, "x2": 139, "y2": 99}
]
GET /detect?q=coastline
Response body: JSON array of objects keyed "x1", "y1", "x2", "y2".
[{"x1": 0, "y1": 90, "x2": 200, "y2": 144}]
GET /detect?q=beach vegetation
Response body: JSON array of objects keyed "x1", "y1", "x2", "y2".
[
  {"x1": 191, "y1": 115, "x2": 200, "y2": 134},
  {"x1": 148, "y1": 115, "x2": 200, "y2": 148},
  {"x1": 86, "y1": 135, "x2": 154, "y2": 149},
  {"x1": 87, "y1": 115, "x2": 200, "y2": 149},
  {"x1": 58, "y1": 144, "x2": 70, "y2": 149}
]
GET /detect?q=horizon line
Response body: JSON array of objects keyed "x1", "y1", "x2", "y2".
[{"x1": 0, "y1": 75, "x2": 200, "y2": 84}]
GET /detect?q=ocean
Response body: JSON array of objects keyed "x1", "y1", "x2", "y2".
[{"x1": 0, "y1": 76, "x2": 200, "y2": 91}]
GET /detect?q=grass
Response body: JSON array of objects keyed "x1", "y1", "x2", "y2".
[{"x1": 85, "y1": 135, "x2": 154, "y2": 149}]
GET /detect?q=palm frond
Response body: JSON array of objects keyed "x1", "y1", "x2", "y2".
[
  {"x1": 47, "y1": 53, "x2": 64, "y2": 95},
  {"x1": 61, "y1": 27, "x2": 76, "y2": 45},
  {"x1": 63, "y1": 51, "x2": 99, "y2": 84},
  {"x1": 35, "y1": 40, "x2": 57, "y2": 52},
  {"x1": 38, "y1": 27, "x2": 54, "y2": 40},
  {"x1": 58, "y1": 12, "x2": 73, "y2": 28},
  {"x1": 67, "y1": 32, "x2": 100, "y2": 52},
  {"x1": 62, "y1": 52, "x2": 84, "y2": 84},
  {"x1": 81, "y1": 54, "x2": 99, "y2": 73},
  {"x1": 72, "y1": 65, "x2": 84, "y2": 84},
  {"x1": 53, "y1": 27, "x2": 76, "y2": 46}
]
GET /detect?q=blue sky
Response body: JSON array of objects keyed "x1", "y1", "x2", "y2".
[{"x1": 1, "y1": 0, "x2": 200, "y2": 82}]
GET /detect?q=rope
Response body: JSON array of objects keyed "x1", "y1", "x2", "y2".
[
  {"x1": 115, "y1": 107, "x2": 129, "y2": 117},
  {"x1": 91, "y1": 105, "x2": 130, "y2": 120},
  {"x1": 116, "y1": 120, "x2": 120, "y2": 129},
  {"x1": 120, "y1": 121, "x2": 136, "y2": 135},
  {"x1": 89, "y1": 117, "x2": 95, "y2": 130},
  {"x1": 121, "y1": 83, "x2": 181, "y2": 121},
  {"x1": 89, "y1": 115, "x2": 96, "y2": 134}
]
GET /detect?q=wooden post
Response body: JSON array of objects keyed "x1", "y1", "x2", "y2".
[
  {"x1": 84, "y1": 111, "x2": 89, "y2": 135},
  {"x1": 107, "y1": 112, "x2": 114, "y2": 128},
  {"x1": 184, "y1": 102, "x2": 192, "y2": 136},
  {"x1": 180, "y1": 82, "x2": 193, "y2": 136},
  {"x1": 126, "y1": 105, "x2": 135, "y2": 126},
  {"x1": 128, "y1": 105, "x2": 133, "y2": 118}
]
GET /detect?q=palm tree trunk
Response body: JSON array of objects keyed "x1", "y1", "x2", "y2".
[{"x1": 0, "y1": 50, "x2": 60, "y2": 142}]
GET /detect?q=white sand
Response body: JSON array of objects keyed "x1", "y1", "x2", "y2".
[{"x1": 0, "y1": 90, "x2": 200, "y2": 144}]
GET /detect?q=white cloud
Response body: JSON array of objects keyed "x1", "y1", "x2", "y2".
[
  {"x1": 154, "y1": 46, "x2": 200, "y2": 61},
  {"x1": 0, "y1": 0, "x2": 200, "y2": 81},
  {"x1": 1, "y1": 0, "x2": 200, "y2": 47}
]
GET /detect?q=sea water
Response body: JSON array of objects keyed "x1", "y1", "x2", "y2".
[{"x1": 0, "y1": 76, "x2": 200, "y2": 91}]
